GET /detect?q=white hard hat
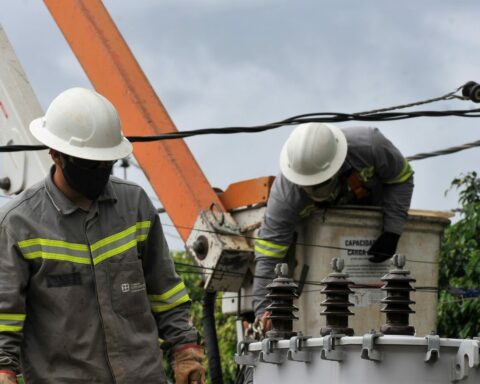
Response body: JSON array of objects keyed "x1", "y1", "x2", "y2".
[
  {"x1": 30, "y1": 87, "x2": 132, "y2": 161},
  {"x1": 280, "y1": 123, "x2": 347, "y2": 186}
]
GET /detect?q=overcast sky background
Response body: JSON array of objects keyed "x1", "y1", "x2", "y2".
[{"x1": 1, "y1": 0, "x2": 480, "y2": 249}]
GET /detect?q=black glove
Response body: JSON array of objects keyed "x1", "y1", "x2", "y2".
[{"x1": 368, "y1": 232, "x2": 400, "y2": 263}]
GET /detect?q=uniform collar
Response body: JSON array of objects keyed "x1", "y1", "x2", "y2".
[{"x1": 45, "y1": 166, "x2": 117, "y2": 215}]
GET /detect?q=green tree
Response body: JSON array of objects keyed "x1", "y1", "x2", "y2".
[
  {"x1": 438, "y1": 172, "x2": 480, "y2": 337},
  {"x1": 171, "y1": 251, "x2": 238, "y2": 384}
]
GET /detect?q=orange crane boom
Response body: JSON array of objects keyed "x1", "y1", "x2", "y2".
[{"x1": 44, "y1": 0, "x2": 225, "y2": 241}]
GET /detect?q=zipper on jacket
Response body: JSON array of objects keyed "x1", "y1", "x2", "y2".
[{"x1": 85, "y1": 219, "x2": 117, "y2": 384}]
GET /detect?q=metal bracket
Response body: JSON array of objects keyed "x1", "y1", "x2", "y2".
[
  {"x1": 258, "y1": 338, "x2": 284, "y2": 365},
  {"x1": 287, "y1": 335, "x2": 312, "y2": 363},
  {"x1": 208, "y1": 203, "x2": 242, "y2": 236},
  {"x1": 425, "y1": 333, "x2": 440, "y2": 363},
  {"x1": 361, "y1": 331, "x2": 383, "y2": 362},
  {"x1": 451, "y1": 339, "x2": 479, "y2": 382},
  {"x1": 321, "y1": 334, "x2": 344, "y2": 362},
  {"x1": 234, "y1": 340, "x2": 257, "y2": 367}
]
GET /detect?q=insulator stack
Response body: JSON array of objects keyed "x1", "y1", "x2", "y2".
[
  {"x1": 380, "y1": 254, "x2": 416, "y2": 335},
  {"x1": 265, "y1": 263, "x2": 299, "y2": 339},
  {"x1": 320, "y1": 258, "x2": 354, "y2": 336}
]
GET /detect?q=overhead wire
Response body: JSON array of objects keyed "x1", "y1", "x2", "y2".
[
  {"x1": 0, "y1": 83, "x2": 479, "y2": 155},
  {"x1": 160, "y1": 221, "x2": 440, "y2": 265},
  {"x1": 173, "y1": 260, "x2": 466, "y2": 301}
]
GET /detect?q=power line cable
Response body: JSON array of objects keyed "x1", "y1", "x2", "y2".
[
  {"x1": 0, "y1": 83, "x2": 479, "y2": 153},
  {"x1": 161, "y1": 221, "x2": 440, "y2": 265}
]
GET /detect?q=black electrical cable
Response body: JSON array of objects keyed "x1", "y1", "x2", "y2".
[
  {"x1": 161, "y1": 221, "x2": 440, "y2": 265},
  {"x1": 1, "y1": 109, "x2": 480, "y2": 153}
]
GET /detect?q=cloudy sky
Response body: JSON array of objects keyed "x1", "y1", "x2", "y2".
[{"x1": 1, "y1": 0, "x2": 480, "y2": 249}]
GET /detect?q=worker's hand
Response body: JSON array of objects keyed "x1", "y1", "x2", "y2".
[
  {"x1": 0, "y1": 371, "x2": 17, "y2": 384},
  {"x1": 171, "y1": 345, "x2": 205, "y2": 384},
  {"x1": 254, "y1": 311, "x2": 272, "y2": 336},
  {"x1": 368, "y1": 232, "x2": 400, "y2": 263}
]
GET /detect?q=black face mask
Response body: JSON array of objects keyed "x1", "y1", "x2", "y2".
[{"x1": 61, "y1": 156, "x2": 113, "y2": 200}]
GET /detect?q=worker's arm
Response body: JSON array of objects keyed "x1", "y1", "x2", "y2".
[
  {"x1": 252, "y1": 174, "x2": 311, "y2": 317},
  {"x1": 371, "y1": 128, "x2": 414, "y2": 233},
  {"x1": 140, "y1": 195, "x2": 204, "y2": 384},
  {"x1": 369, "y1": 128, "x2": 414, "y2": 261},
  {"x1": 139, "y1": 197, "x2": 199, "y2": 348},
  {"x1": 0, "y1": 224, "x2": 29, "y2": 377}
]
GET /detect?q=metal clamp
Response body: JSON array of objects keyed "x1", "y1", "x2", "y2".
[
  {"x1": 208, "y1": 203, "x2": 241, "y2": 236},
  {"x1": 425, "y1": 333, "x2": 440, "y2": 363},
  {"x1": 321, "y1": 334, "x2": 345, "y2": 362},
  {"x1": 258, "y1": 338, "x2": 284, "y2": 365},
  {"x1": 234, "y1": 340, "x2": 257, "y2": 367},
  {"x1": 287, "y1": 334, "x2": 312, "y2": 363},
  {"x1": 361, "y1": 331, "x2": 383, "y2": 362},
  {"x1": 451, "y1": 339, "x2": 479, "y2": 382}
]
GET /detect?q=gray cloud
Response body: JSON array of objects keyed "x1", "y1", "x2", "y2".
[{"x1": 1, "y1": 0, "x2": 480, "y2": 249}]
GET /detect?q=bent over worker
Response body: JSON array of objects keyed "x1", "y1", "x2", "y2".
[
  {"x1": 252, "y1": 122, "x2": 414, "y2": 321},
  {"x1": 0, "y1": 88, "x2": 205, "y2": 383}
]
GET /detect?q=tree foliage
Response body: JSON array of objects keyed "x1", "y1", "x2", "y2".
[
  {"x1": 437, "y1": 172, "x2": 480, "y2": 338},
  {"x1": 171, "y1": 251, "x2": 238, "y2": 384}
]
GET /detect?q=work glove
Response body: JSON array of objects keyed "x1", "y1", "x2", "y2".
[
  {"x1": 254, "y1": 311, "x2": 272, "y2": 336},
  {"x1": 245, "y1": 311, "x2": 272, "y2": 340},
  {"x1": 171, "y1": 345, "x2": 206, "y2": 384},
  {"x1": 368, "y1": 232, "x2": 400, "y2": 263},
  {"x1": 0, "y1": 370, "x2": 17, "y2": 384}
]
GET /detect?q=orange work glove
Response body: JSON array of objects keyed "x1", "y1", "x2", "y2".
[{"x1": 171, "y1": 345, "x2": 206, "y2": 384}]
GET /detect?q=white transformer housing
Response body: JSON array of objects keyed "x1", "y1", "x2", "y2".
[{"x1": 237, "y1": 335, "x2": 479, "y2": 384}]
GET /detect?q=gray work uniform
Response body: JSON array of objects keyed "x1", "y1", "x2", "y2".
[
  {"x1": 0, "y1": 172, "x2": 198, "y2": 383},
  {"x1": 252, "y1": 127, "x2": 414, "y2": 316}
]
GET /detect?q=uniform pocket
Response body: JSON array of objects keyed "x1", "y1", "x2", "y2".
[{"x1": 108, "y1": 260, "x2": 150, "y2": 317}]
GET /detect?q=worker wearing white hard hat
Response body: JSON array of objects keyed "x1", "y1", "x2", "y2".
[
  {"x1": 252, "y1": 122, "x2": 414, "y2": 326},
  {"x1": 0, "y1": 88, "x2": 205, "y2": 384}
]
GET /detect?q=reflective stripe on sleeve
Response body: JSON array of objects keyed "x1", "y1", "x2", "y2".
[
  {"x1": 0, "y1": 313, "x2": 26, "y2": 332},
  {"x1": 149, "y1": 282, "x2": 191, "y2": 313},
  {"x1": 385, "y1": 161, "x2": 413, "y2": 184},
  {"x1": 254, "y1": 239, "x2": 289, "y2": 258}
]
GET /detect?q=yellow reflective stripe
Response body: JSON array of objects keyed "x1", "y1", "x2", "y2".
[
  {"x1": 136, "y1": 234, "x2": 148, "y2": 242},
  {"x1": 254, "y1": 245, "x2": 287, "y2": 258},
  {"x1": 18, "y1": 238, "x2": 88, "y2": 251},
  {"x1": 136, "y1": 221, "x2": 151, "y2": 230},
  {"x1": 148, "y1": 282, "x2": 186, "y2": 301},
  {"x1": 19, "y1": 221, "x2": 150, "y2": 265},
  {"x1": 151, "y1": 294, "x2": 190, "y2": 313},
  {"x1": 0, "y1": 314, "x2": 26, "y2": 321},
  {"x1": 255, "y1": 239, "x2": 288, "y2": 251},
  {"x1": 91, "y1": 221, "x2": 151, "y2": 251},
  {"x1": 22, "y1": 251, "x2": 91, "y2": 265},
  {"x1": 93, "y1": 239, "x2": 137, "y2": 265},
  {"x1": 91, "y1": 225, "x2": 137, "y2": 251},
  {"x1": 0, "y1": 325, "x2": 23, "y2": 332},
  {"x1": 385, "y1": 161, "x2": 413, "y2": 184}
]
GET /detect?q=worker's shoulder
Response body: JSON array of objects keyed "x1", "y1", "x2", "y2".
[
  {"x1": 342, "y1": 126, "x2": 377, "y2": 143},
  {"x1": 109, "y1": 176, "x2": 150, "y2": 200},
  {"x1": 0, "y1": 181, "x2": 45, "y2": 225}
]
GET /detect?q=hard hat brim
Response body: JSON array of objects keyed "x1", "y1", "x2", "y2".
[
  {"x1": 279, "y1": 124, "x2": 348, "y2": 186},
  {"x1": 30, "y1": 117, "x2": 133, "y2": 161}
]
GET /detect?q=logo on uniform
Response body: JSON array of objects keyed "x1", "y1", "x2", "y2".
[{"x1": 121, "y1": 283, "x2": 130, "y2": 293}]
